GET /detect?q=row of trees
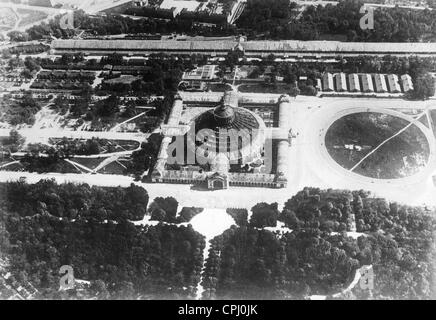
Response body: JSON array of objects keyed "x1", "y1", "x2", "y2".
[
  {"x1": 19, "y1": 148, "x2": 78, "y2": 174},
  {"x1": 149, "y1": 197, "x2": 203, "y2": 223},
  {"x1": 1, "y1": 180, "x2": 149, "y2": 221},
  {"x1": 126, "y1": 133, "x2": 163, "y2": 179}
]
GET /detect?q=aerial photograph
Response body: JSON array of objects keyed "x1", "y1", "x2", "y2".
[{"x1": 0, "y1": 0, "x2": 435, "y2": 305}]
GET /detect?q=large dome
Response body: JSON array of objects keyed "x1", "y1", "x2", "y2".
[
  {"x1": 195, "y1": 104, "x2": 260, "y2": 132},
  {"x1": 195, "y1": 90, "x2": 259, "y2": 132},
  {"x1": 188, "y1": 91, "x2": 265, "y2": 163},
  {"x1": 213, "y1": 104, "x2": 235, "y2": 126}
]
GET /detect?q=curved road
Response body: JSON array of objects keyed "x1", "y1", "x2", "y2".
[
  {"x1": 317, "y1": 106, "x2": 436, "y2": 186},
  {"x1": 289, "y1": 97, "x2": 436, "y2": 206}
]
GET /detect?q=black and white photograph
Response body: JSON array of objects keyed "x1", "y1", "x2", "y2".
[{"x1": 0, "y1": 0, "x2": 435, "y2": 306}]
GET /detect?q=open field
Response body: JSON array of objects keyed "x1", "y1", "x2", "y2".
[
  {"x1": 0, "y1": 3, "x2": 66, "y2": 34},
  {"x1": 0, "y1": 7, "x2": 18, "y2": 30},
  {"x1": 17, "y1": 8, "x2": 48, "y2": 28},
  {"x1": 325, "y1": 112, "x2": 430, "y2": 179}
]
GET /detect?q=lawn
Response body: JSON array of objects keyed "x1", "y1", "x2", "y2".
[
  {"x1": 96, "y1": 159, "x2": 129, "y2": 175},
  {"x1": 17, "y1": 8, "x2": 48, "y2": 28},
  {"x1": 325, "y1": 112, "x2": 430, "y2": 179},
  {"x1": 71, "y1": 157, "x2": 105, "y2": 170},
  {"x1": 0, "y1": 7, "x2": 18, "y2": 29}
]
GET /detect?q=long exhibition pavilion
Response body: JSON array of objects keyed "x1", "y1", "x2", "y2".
[{"x1": 151, "y1": 90, "x2": 294, "y2": 189}]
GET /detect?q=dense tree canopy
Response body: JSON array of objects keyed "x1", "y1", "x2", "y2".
[
  {"x1": 0, "y1": 184, "x2": 434, "y2": 299},
  {"x1": 0, "y1": 212, "x2": 204, "y2": 299},
  {"x1": 0, "y1": 180, "x2": 149, "y2": 221},
  {"x1": 238, "y1": 0, "x2": 436, "y2": 42},
  {"x1": 0, "y1": 94, "x2": 41, "y2": 126},
  {"x1": 202, "y1": 188, "x2": 436, "y2": 300},
  {"x1": 24, "y1": 10, "x2": 236, "y2": 41},
  {"x1": 0, "y1": 180, "x2": 205, "y2": 299},
  {"x1": 411, "y1": 73, "x2": 436, "y2": 100}
]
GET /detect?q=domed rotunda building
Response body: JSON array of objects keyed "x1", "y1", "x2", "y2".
[{"x1": 187, "y1": 90, "x2": 266, "y2": 165}]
